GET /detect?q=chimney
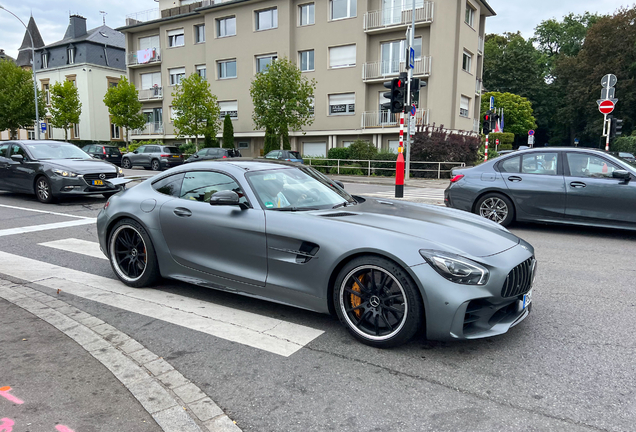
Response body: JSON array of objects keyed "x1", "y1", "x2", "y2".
[{"x1": 64, "y1": 15, "x2": 87, "y2": 39}]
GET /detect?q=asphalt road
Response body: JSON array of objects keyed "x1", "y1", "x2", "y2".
[{"x1": 0, "y1": 175, "x2": 634, "y2": 432}]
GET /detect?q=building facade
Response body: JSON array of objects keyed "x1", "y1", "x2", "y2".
[{"x1": 119, "y1": 0, "x2": 494, "y2": 157}]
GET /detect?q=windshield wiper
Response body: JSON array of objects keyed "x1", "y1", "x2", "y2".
[
  {"x1": 270, "y1": 207, "x2": 320, "y2": 212},
  {"x1": 332, "y1": 201, "x2": 348, "y2": 209}
]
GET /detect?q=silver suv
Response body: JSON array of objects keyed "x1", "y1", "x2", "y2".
[{"x1": 122, "y1": 145, "x2": 184, "y2": 171}]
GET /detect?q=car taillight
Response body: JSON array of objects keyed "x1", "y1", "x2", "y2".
[
  {"x1": 285, "y1": 159, "x2": 291, "y2": 161},
  {"x1": 223, "y1": 155, "x2": 227, "y2": 158},
  {"x1": 103, "y1": 148, "x2": 106, "y2": 155},
  {"x1": 450, "y1": 174, "x2": 465, "y2": 183},
  {"x1": 160, "y1": 154, "x2": 169, "y2": 157},
  {"x1": 104, "y1": 200, "x2": 110, "y2": 210}
]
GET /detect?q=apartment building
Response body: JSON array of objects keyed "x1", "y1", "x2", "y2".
[{"x1": 119, "y1": 0, "x2": 494, "y2": 157}]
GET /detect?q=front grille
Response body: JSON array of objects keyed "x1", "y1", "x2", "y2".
[
  {"x1": 84, "y1": 172, "x2": 117, "y2": 181},
  {"x1": 501, "y1": 257, "x2": 535, "y2": 298}
]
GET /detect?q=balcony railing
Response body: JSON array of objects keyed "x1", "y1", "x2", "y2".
[
  {"x1": 132, "y1": 122, "x2": 164, "y2": 136},
  {"x1": 361, "y1": 108, "x2": 429, "y2": 129},
  {"x1": 125, "y1": 8, "x2": 160, "y2": 26},
  {"x1": 138, "y1": 87, "x2": 163, "y2": 100},
  {"x1": 127, "y1": 48, "x2": 161, "y2": 66},
  {"x1": 364, "y1": 3, "x2": 434, "y2": 31},
  {"x1": 362, "y1": 57, "x2": 432, "y2": 81}
]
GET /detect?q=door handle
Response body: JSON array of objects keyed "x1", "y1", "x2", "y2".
[
  {"x1": 570, "y1": 181, "x2": 586, "y2": 188},
  {"x1": 173, "y1": 207, "x2": 192, "y2": 217},
  {"x1": 507, "y1": 176, "x2": 522, "y2": 182}
]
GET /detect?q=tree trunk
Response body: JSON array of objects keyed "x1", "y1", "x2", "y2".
[
  {"x1": 65, "y1": 128, "x2": 68, "y2": 142},
  {"x1": 195, "y1": 135, "x2": 199, "y2": 152},
  {"x1": 9, "y1": 128, "x2": 17, "y2": 140},
  {"x1": 126, "y1": 128, "x2": 129, "y2": 152},
  {"x1": 279, "y1": 133, "x2": 284, "y2": 150}
]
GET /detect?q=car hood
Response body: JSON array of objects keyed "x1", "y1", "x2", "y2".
[
  {"x1": 315, "y1": 198, "x2": 520, "y2": 258},
  {"x1": 44, "y1": 159, "x2": 118, "y2": 174}
]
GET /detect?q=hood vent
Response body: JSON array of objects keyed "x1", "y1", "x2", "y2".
[{"x1": 320, "y1": 212, "x2": 358, "y2": 218}]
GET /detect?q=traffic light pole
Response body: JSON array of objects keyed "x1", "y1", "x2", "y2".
[
  {"x1": 404, "y1": 1, "x2": 416, "y2": 181},
  {"x1": 605, "y1": 114, "x2": 610, "y2": 151}
]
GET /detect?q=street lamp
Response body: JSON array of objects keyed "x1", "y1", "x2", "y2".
[{"x1": 0, "y1": 5, "x2": 41, "y2": 139}]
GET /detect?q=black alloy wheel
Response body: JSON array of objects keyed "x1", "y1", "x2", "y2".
[
  {"x1": 108, "y1": 219, "x2": 159, "y2": 287},
  {"x1": 151, "y1": 159, "x2": 160, "y2": 171},
  {"x1": 334, "y1": 256, "x2": 423, "y2": 347},
  {"x1": 35, "y1": 176, "x2": 54, "y2": 203},
  {"x1": 122, "y1": 158, "x2": 132, "y2": 169}
]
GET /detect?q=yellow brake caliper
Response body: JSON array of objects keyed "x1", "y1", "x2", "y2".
[{"x1": 351, "y1": 275, "x2": 365, "y2": 318}]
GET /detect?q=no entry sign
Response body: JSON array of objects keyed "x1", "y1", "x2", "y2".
[{"x1": 599, "y1": 100, "x2": 615, "y2": 115}]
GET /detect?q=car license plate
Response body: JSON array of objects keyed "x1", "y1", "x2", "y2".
[
  {"x1": 92, "y1": 180, "x2": 104, "y2": 186},
  {"x1": 172, "y1": 155, "x2": 179, "y2": 158},
  {"x1": 522, "y1": 289, "x2": 533, "y2": 310}
]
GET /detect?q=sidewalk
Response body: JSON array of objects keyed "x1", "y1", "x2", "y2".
[
  {"x1": 0, "y1": 280, "x2": 241, "y2": 432},
  {"x1": 330, "y1": 175, "x2": 450, "y2": 189}
]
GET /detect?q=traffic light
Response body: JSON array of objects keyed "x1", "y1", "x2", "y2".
[
  {"x1": 611, "y1": 118, "x2": 623, "y2": 137},
  {"x1": 409, "y1": 78, "x2": 427, "y2": 105},
  {"x1": 382, "y1": 73, "x2": 407, "y2": 113},
  {"x1": 483, "y1": 111, "x2": 492, "y2": 135}
]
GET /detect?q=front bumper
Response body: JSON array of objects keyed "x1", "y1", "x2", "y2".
[
  {"x1": 160, "y1": 158, "x2": 184, "y2": 168},
  {"x1": 411, "y1": 244, "x2": 535, "y2": 341},
  {"x1": 50, "y1": 175, "x2": 122, "y2": 197}
]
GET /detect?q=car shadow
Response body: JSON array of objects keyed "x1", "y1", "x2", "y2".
[
  {"x1": 510, "y1": 221, "x2": 636, "y2": 240},
  {"x1": 0, "y1": 191, "x2": 108, "y2": 207}
]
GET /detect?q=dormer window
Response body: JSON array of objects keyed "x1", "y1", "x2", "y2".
[
  {"x1": 67, "y1": 46, "x2": 76, "y2": 64},
  {"x1": 41, "y1": 52, "x2": 49, "y2": 68}
]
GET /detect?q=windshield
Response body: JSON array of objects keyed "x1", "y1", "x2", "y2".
[
  {"x1": 105, "y1": 147, "x2": 121, "y2": 155},
  {"x1": 25, "y1": 143, "x2": 92, "y2": 160},
  {"x1": 246, "y1": 166, "x2": 356, "y2": 210},
  {"x1": 288, "y1": 151, "x2": 302, "y2": 159}
]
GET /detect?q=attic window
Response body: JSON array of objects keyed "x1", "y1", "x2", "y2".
[{"x1": 99, "y1": 31, "x2": 109, "y2": 38}]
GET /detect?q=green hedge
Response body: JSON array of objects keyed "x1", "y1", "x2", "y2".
[
  {"x1": 488, "y1": 132, "x2": 514, "y2": 146},
  {"x1": 612, "y1": 135, "x2": 636, "y2": 153}
]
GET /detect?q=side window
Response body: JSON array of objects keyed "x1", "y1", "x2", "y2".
[
  {"x1": 152, "y1": 173, "x2": 185, "y2": 197},
  {"x1": 522, "y1": 153, "x2": 558, "y2": 175},
  {"x1": 180, "y1": 171, "x2": 248, "y2": 205},
  {"x1": 499, "y1": 156, "x2": 520, "y2": 173},
  {"x1": 208, "y1": 148, "x2": 220, "y2": 156},
  {"x1": 10, "y1": 145, "x2": 27, "y2": 158},
  {"x1": 136, "y1": 146, "x2": 146, "y2": 153},
  {"x1": 0, "y1": 143, "x2": 10, "y2": 158},
  {"x1": 567, "y1": 153, "x2": 620, "y2": 179}
]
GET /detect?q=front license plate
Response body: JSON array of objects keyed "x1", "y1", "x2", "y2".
[
  {"x1": 92, "y1": 180, "x2": 104, "y2": 186},
  {"x1": 523, "y1": 289, "x2": 533, "y2": 310}
]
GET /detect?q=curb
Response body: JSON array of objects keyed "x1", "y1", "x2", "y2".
[{"x1": 0, "y1": 279, "x2": 242, "y2": 432}]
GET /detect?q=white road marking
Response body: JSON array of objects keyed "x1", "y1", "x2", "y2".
[
  {"x1": 0, "y1": 251, "x2": 324, "y2": 357},
  {"x1": 0, "y1": 219, "x2": 96, "y2": 237},
  {"x1": 0, "y1": 203, "x2": 92, "y2": 219},
  {"x1": 39, "y1": 238, "x2": 107, "y2": 260}
]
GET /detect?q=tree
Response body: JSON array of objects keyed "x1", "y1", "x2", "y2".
[
  {"x1": 49, "y1": 80, "x2": 81, "y2": 141},
  {"x1": 480, "y1": 92, "x2": 537, "y2": 142},
  {"x1": 263, "y1": 127, "x2": 278, "y2": 154},
  {"x1": 222, "y1": 114, "x2": 234, "y2": 148},
  {"x1": 104, "y1": 77, "x2": 145, "y2": 150},
  {"x1": 0, "y1": 59, "x2": 46, "y2": 139},
  {"x1": 250, "y1": 57, "x2": 316, "y2": 150},
  {"x1": 171, "y1": 73, "x2": 220, "y2": 152}
]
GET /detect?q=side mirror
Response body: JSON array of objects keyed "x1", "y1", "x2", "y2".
[
  {"x1": 133, "y1": 150, "x2": 139, "y2": 154},
  {"x1": 194, "y1": 154, "x2": 199, "y2": 158},
  {"x1": 209, "y1": 190, "x2": 240, "y2": 206},
  {"x1": 10, "y1": 154, "x2": 24, "y2": 163},
  {"x1": 333, "y1": 180, "x2": 345, "y2": 189},
  {"x1": 613, "y1": 170, "x2": 631, "y2": 180},
  {"x1": 92, "y1": 154, "x2": 101, "y2": 159}
]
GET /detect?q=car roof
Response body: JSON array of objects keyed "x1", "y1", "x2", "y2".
[
  {"x1": 186, "y1": 158, "x2": 300, "y2": 171},
  {"x1": 8, "y1": 140, "x2": 73, "y2": 145}
]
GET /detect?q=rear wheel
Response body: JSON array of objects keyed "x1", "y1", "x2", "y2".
[
  {"x1": 108, "y1": 218, "x2": 160, "y2": 288},
  {"x1": 475, "y1": 193, "x2": 515, "y2": 227},
  {"x1": 334, "y1": 256, "x2": 423, "y2": 348},
  {"x1": 151, "y1": 159, "x2": 161, "y2": 171},
  {"x1": 34, "y1": 176, "x2": 54, "y2": 203},
  {"x1": 121, "y1": 158, "x2": 132, "y2": 169}
]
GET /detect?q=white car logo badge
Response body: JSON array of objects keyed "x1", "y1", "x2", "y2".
[{"x1": 99, "y1": 173, "x2": 106, "y2": 180}]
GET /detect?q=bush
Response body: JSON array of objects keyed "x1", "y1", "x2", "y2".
[
  {"x1": 411, "y1": 126, "x2": 481, "y2": 165},
  {"x1": 129, "y1": 139, "x2": 163, "y2": 153},
  {"x1": 263, "y1": 128, "x2": 279, "y2": 154},
  {"x1": 499, "y1": 144, "x2": 513, "y2": 151},
  {"x1": 328, "y1": 147, "x2": 351, "y2": 160},
  {"x1": 305, "y1": 158, "x2": 330, "y2": 174},
  {"x1": 222, "y1": 114, "x2": 234, "y2": 148},
  {"x1": 488, "y1": 132, "x2": 514, "y2": 147},
  {"x1": 348, "y1": 140, "x2": 377, "y2": 160},
  {"x1": 612, "y1": 136, "x2": 636, "y2": 153},
  {"x1": 178, "y1": 142, "x2": 197, "y2": 155},
  {"x1": 329, "y1": 163, "x2": 365, "y2": 176}
]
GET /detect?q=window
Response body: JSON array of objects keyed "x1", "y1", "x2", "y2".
[
  {"x1": 194, "y1": 24, "x2": 205, "y2": 43},
  {"x1": 41, "y1": 53, "x2": 49, "y2": 68},
  {"x1": 462, "y1": 51, "x2": 472, "y2": 73},
  {"x1": 266, "y1": 150, "x2": 281, "y2": 159},
  {"x1": 219, "y1": 101, "x2": 238, "y2": 119},
  {"x1": 522, "y1": 153, "x2": 559, "y2": 176},
  {"x1": 139, "y1": 35, "x2": 160, "y2": 50},
  {"x1": 179, "y1": 171, "x2": 248, "y2": 205},
  {"x1": 42, "y1": 83, "x2": 50, "y2": 105},
  {"x1": 460, "y1": 96, "x2": 470, "y2": 117},
  {"x1": 380, "y1": 39, "x2": 421, "y2": 74},
  {"x1": 72, "y1": 123, "x2": 80, "y2": 139},
  {"x1": 382, "y1": 0, "x2": 424, "y2": 25},
  {"x1": 329, "y1": 45, "x2": 356, "y2": 68},
  {"x1": 256, "y1": 54, "x2": 277, "y2": 73},
  {"x1": 566, "y1": 153, "x2": 620, "y2": 178},
  {"x1": 46, "y1": 120, "x2": 52, "y2": 139},
  {"x1": 330, "y1": 0, "x2": 356, "y2": 20},
  {"x1": 465, "y1": 3, "x2": 475, "y2": 27},
  {"x1": 169, "y1": 67, "x2": 186, "y2": 85},
  {"x1": 343, "y1": 141, "x2": 354, "y2": 148},
  {"x1": 167, "y1": 29, "x2": 185, "y2": 47},
  {"x1": 67, "y1": 47, "x2": 75, "y2": 64},
  {"x1": 153, "y1": 173, "x2": 185, "y2": 197},
  {"x1": 170, "y1": 106, "x2": 179, "y2": 121},
  {"x1": 499, "y1": 156, "x2": 520, "y2": 173},
  {"x1": 27, "y1": 130, "x2": 35, "y2": 140},
  {"x1": 300, "y1": 50, "x2": 314, "y2": 72},
  {"x1": 218, "y1": 59, "x2": 237, "y2": 79},
  {"x1": 308, "y1": 97, "x2": 315, "y2": 116},
  {"x1": 196, "y1": 65, "x2": 207, "y2": 80},
  {"x1": 329, "y1": 93, "x2": 355, "y2": 115},
  {"x1": 111, "y1": 122, "x2": 121, "y2": 140},
  {"x1": 256, "y1": 8, "x2": 278, "y2": 31},
  {"x1": 141, "y1": 72, "x2": 161, "y2": 89},
  {"x1": 238, "y1": 142, "x2": 249, "y2": 149},
  {"x1": 217, "y1": 16, "x2": 236, "y2": 37},
  {"x1": 299, "y1": 3, "x2": 315, "y2": 26}
]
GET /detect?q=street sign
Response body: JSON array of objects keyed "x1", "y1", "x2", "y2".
[
  {"x1": 601, "y1": 87, "x2": 616, "y2": 100},
  {"x1": 574, "y1": 138, "x2": 580, "y2": 147},
  {"x1": 599, "y1": 100, "x2": 615, "y2": 114},
  {"x1": 490, "y1": 96, "x2": 494, "y2": 110},
  {"x1": 410, "y1": 104, "x2": 416, "y2": 116},
  {"x1": 601, "y1": 74, "x2": 617, "y2": 88},
  {"x1": 409, "y1": 115, "x2": 416, "y2": 132},
  {"x1": 409, "y1": 47, "x2": 415, "y2": 69},
  {"x1": 528, "y1": 135, "x2": 535, "y2": 146},
  {"x1": 40, "y1": 122, "x2": 46, "y2": 133},
  {"x1": 528, "y1": 130, "x2": 535, "y2": 136}
]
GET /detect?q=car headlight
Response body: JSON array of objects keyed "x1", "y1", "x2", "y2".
[
  {"x1": 420, "y1": 250, "x2": 489, "y2": 285},
  {"x1": 118, "y1": 167, "x2": 124, "y2": 177},
  {"x1": 53, "y1": 169, "x2": 78, "y2": 178}
]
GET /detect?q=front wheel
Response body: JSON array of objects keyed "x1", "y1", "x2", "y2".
[
  {"x1": 35, "y1": 176, "x2": 55, "y2": 203},
  {"x1": 334, "y1": 256, "x2": 423, "y2": 348},
  {"x1": 475, "y1": 193, "x2": 515, "y2": 227},
  {"x1": 108, "y1": 218, "x2": 160, "y2": 287},
  {"x1": 121, "y1": 158, "x2": 132, "y2": 169}
]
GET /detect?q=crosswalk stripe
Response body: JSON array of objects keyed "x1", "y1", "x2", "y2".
[
  {"x1": 0, "y1": 251, "x2": 324, "y2": 357},
  {"x1": 39, "y1": 238, "x2": 107, "y2": 260},
  {"x1": 0, "y1": 203, "x2": 92, "y2": 219},
  {"x1": 0, "y1": 219, "x2": 96, "y2": 237}
]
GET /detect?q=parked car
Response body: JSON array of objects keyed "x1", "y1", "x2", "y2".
[
  {"x1": 264, "y1": 150, "x2": 304, "y2": 163},
  {"x1": 445, "y1": 147, "x2": 636, "y2": 230},
  {"x1": 97, "y1": 159, "x2": 536, "y2": 348},
  {"x1": 82, "y1": 144, "x2": 123, "y2": 166},
  {"x1": 0, "y1": 140, "x2": 127, "y2": 203},
  {"x1": 608, "y1": 151, "x2": 636, "y2": 164},
  {"x1": 184, "y1": 147, "x2": 242, "y2": 163},
  {"x1": 121, "y1": 145, "x2": 183, "y2": 171}
]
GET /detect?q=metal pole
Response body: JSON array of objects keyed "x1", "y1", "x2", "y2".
[
  {"x1": 405, "y1": 0, "x2": 416, "y2": 181},
  {"x1": 605, "y1": 115, "x2": 610, "y2": 151},
  {"x1": 0, "y1": 6, "x2": 40, "y2": 139},
  {"x1": 484, "y1": 134, "x2": 489, "y2": 162}
]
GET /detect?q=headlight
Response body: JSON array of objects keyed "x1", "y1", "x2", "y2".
[
  {"x1": 118, "y1": 167, "x2": 124, "y2": 177},
  {"x1": 420, "y1": 250, "x2": 489, "y2": 285},
  {"x1": 53, "y1": 169, "x2": 78, "y2": 177}
]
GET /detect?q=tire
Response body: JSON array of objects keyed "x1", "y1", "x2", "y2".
[
  {"x1": 151, "y1": 159, "x2": 161, "y2": 171},
  {"x1": 34, "y1": 176, "x2": 55, "y2": 203},
  {"x1": 333, "y1": 256, "x2": 423, "y2": 348},
  {"x1": 108, "y1": 218, "x2": 160, "y2": 288},
  {"x1": 475, "y1": 193, "x2": 515, "y2": 227},
  {"x1": 121, "y1": 158, "x2": 132, "y2": 169}
]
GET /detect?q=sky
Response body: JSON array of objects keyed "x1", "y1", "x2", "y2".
[{"x1": 0, "y1": 0, "x2": 632, "y2": 59}]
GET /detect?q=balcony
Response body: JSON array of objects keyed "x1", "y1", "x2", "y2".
[
  {"x1": 127, "y1": 48, "x2": 161, "y2": 67},
  {"x1": 138, "y1": 87, "x2": 163, "y2": 101},
  {"x1": 362, "y1": 57, "x2": 432, "y2": 82},
  {"x1": 125, "y1": 8, "x2": 160, "y2": 26},
  {"x1": 132, "y1": 122, "x2": 164, "y2": 136},
  {"x1": 364, "y1": 3, "x2": 434, "y2": 32},
  {"x1": 361, "y1": 108, "x2": 429, "y2": 129}
]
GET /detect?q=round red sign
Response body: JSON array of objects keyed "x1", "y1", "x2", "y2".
[{"x1": 599, "y1": 100, "x2": 615, "y2": 114}]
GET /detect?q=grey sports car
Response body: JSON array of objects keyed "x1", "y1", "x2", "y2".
[
  {"x1": 97, "y1": 160, "x2": 536, "y2": 347},
  {"x1": 445, "y1": 147, "x2": 636, "y2": 230}
]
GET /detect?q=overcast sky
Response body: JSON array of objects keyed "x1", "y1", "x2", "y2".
[{"x1": 0, "y1": 0, "x2": 632, "y2": 59}]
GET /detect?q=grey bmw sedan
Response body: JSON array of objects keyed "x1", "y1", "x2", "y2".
[
  {"x1": 97, "y1": 160, "x2": 536, "y2": 348},
  {"x1": 445, "y1": 147, "x2": 636, "y2": 230}
]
